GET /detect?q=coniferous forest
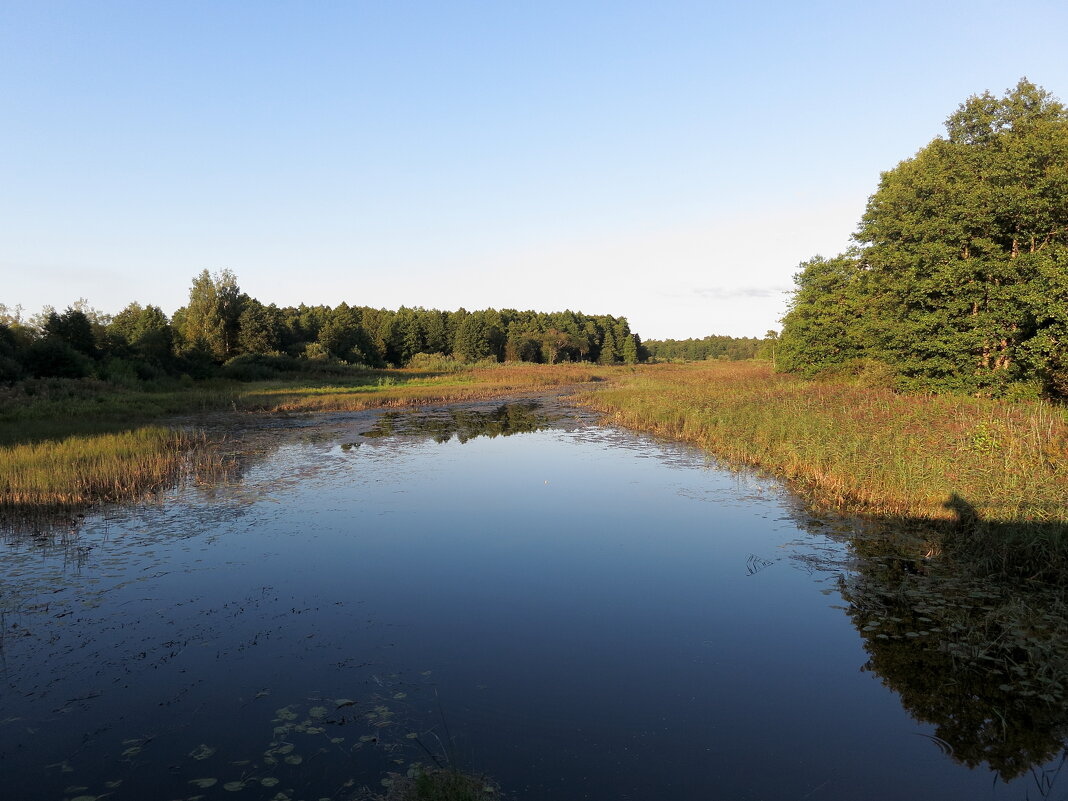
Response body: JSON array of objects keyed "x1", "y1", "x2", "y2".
[{"x1": 777, "y1": 79, "x2": 1068, "y2": 398}]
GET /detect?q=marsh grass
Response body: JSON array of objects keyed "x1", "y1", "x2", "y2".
[
  {"x1": 0, "y1": 365, "x2": 614, "y2": 431},
  {"x1": 579, "y1": 362, "x2": 1068, "y2": 570},
  {"x1": 0, "y1": 426, "x2": 227, "y2": 510},
  {"x1": 0, "y1": 364, "x2": 619, "y2": 510}
]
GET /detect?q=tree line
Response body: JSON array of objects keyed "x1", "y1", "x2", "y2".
[
  {"x1": 778, "y1": 79, "x2": 1068, "y2": 397},
  {"x1": 643, "y1": 333, "x2": 775, "y2": 362},
  {"x1": 0, "y1": 271, "x2": 648, "y2": 383}
]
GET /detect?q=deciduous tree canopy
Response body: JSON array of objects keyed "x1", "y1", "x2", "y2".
[
  {"x1": 0, "y1": 273, "x2": 646, "y2": 382},
  {"x1": 779, "y1": 79, "x2": 1068, "y2": 396}
]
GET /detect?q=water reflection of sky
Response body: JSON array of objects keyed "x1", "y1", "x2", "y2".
[{"x1": 0, "y1": 401, "x2": 1064, "y2": 801}]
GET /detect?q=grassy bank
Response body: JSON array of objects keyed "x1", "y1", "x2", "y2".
[
  {"x1": 579, "y1": 362, "x2": 1068, "y2": 574},
  {"x1": 0, "y1": 426, "x2": 225, "y2": 509},
  {"x1": 0, "y1": 363, "x2": 610, "y2": 435},
  {"x1": 0, "y1": 363, "x2": 619, "y2": 511}
]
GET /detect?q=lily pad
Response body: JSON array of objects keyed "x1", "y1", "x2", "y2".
[
  {"x1": 275, "y1": 706, "x2": 298, "y2": 721},
  {"x1": 189, "y1": 744, "x2": 217, "y2": 761}
]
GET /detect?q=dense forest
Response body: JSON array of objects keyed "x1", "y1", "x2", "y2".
[
  {"x1": 778, "y1": 79, "x2": 1068, "y2": 397},
  {"x1": 642, "y1": 334, "x2": 771, "y2": 361},
  {"x1": 0, "y1": 273, "x2": 648, "y2": 382}
]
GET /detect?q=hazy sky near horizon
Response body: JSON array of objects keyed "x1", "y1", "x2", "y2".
[{"x1": 3, "y1": 1, "x2": 1068, "y2": 340}]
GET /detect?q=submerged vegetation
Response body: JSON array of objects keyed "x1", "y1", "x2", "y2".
[
  {"x1": 840, "y1": 546, "x2": 1068, "y2": 781},
  {"x1": 580, "y1": 361, "x2": 1068, "y2": 574},
  {"x1": 362, "y1": 401, "x2": 553, "y2": 443},
  {"x1": 372, "y1": 768, "x2": 500, "y2": 801}
]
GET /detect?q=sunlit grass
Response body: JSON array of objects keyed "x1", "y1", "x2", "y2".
[
  {"x1": 246, "y1": 363, "x2": 614, "y2": 412},
  {"x1": 0, "y1": 426, "x2": 224, "y2": 509}
]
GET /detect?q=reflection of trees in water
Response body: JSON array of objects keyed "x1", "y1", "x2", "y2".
[
  {"x1": 362, "y1": 402, "x2": 552, "y2": 444},
  {"x1": 794, "y1": 514, "x2": 1068, "y2": 783}
]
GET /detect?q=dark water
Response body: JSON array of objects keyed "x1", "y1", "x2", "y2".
[{"x1": 2, "y1": 399, "x2": 1067, "y2": 801}]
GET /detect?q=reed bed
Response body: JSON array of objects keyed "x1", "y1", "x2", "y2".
[
  {"x1": 579, "y1": 362, "x2": 1068, "y2": 525},
  {"x1": 0, "y1": 426, "x2": 226, "y2": 509}
]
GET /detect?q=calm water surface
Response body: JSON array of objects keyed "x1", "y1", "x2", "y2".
[{"x1": 1, "y1": 399, "x2": 1066, "y2": 800}]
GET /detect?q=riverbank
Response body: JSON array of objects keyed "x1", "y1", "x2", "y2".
[
  {"x1": 8, "y1": 360, "x2": 1068, "y2": 577},
  {"x1": 0, "y1": 363, "x2": 623, "y2": 510},
  {"x1": 577, "y1": 361, "x2": 1068, "y2": 576}
]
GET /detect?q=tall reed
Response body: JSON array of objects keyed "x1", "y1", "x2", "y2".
[{"x1": 0, "y1": 426, "x2": 225, "y2": 509}]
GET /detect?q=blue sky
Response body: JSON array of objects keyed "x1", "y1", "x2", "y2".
[{"x1": 3, "y1": 0, "x2": 1068, "y2": 339}]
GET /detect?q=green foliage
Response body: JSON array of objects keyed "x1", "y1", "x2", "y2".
[
  {"x1": 179, "y1": 269, "x2": 245, "y2": 361},
  {"x1": 44, "y1": 307, "x2": 97, "y2": 357},
  {"x1": 644, "y1": 334, "x2": 761, "y2": 362},
  {"x1": 777, "y1": 253, "x2": 868, "y2": 376},
  {"x1": 4, "y1": 271, "x2": 644, "y2": 387},
  {"x1": 22, "y1": 338, "x2": 93, "y2": 378},
  {"x1": 237, "y1": 299, "x2": 284, "y2": 355},
  {"x1": 779, "y1": 79, "x2": 1068, "y2": 396},
  {"x1": 109, "y1": 302, "x2": 174, "y2": 366}
]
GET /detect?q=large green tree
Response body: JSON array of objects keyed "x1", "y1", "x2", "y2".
[
  {"x1": 780, "y1": 79, "x2": 1068, "y2": 395},
  {"x1": 179, "y1": 269, "x2": 245, "y2": 361}
]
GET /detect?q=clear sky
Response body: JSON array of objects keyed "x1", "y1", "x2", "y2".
[{"x1": 3, "y1": 0, "x2": 1068, "y2": 339}]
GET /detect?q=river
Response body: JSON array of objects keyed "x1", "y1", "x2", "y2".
[{"x1": 1, "y1": 397, "x2": 1065, "y2": 800}]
